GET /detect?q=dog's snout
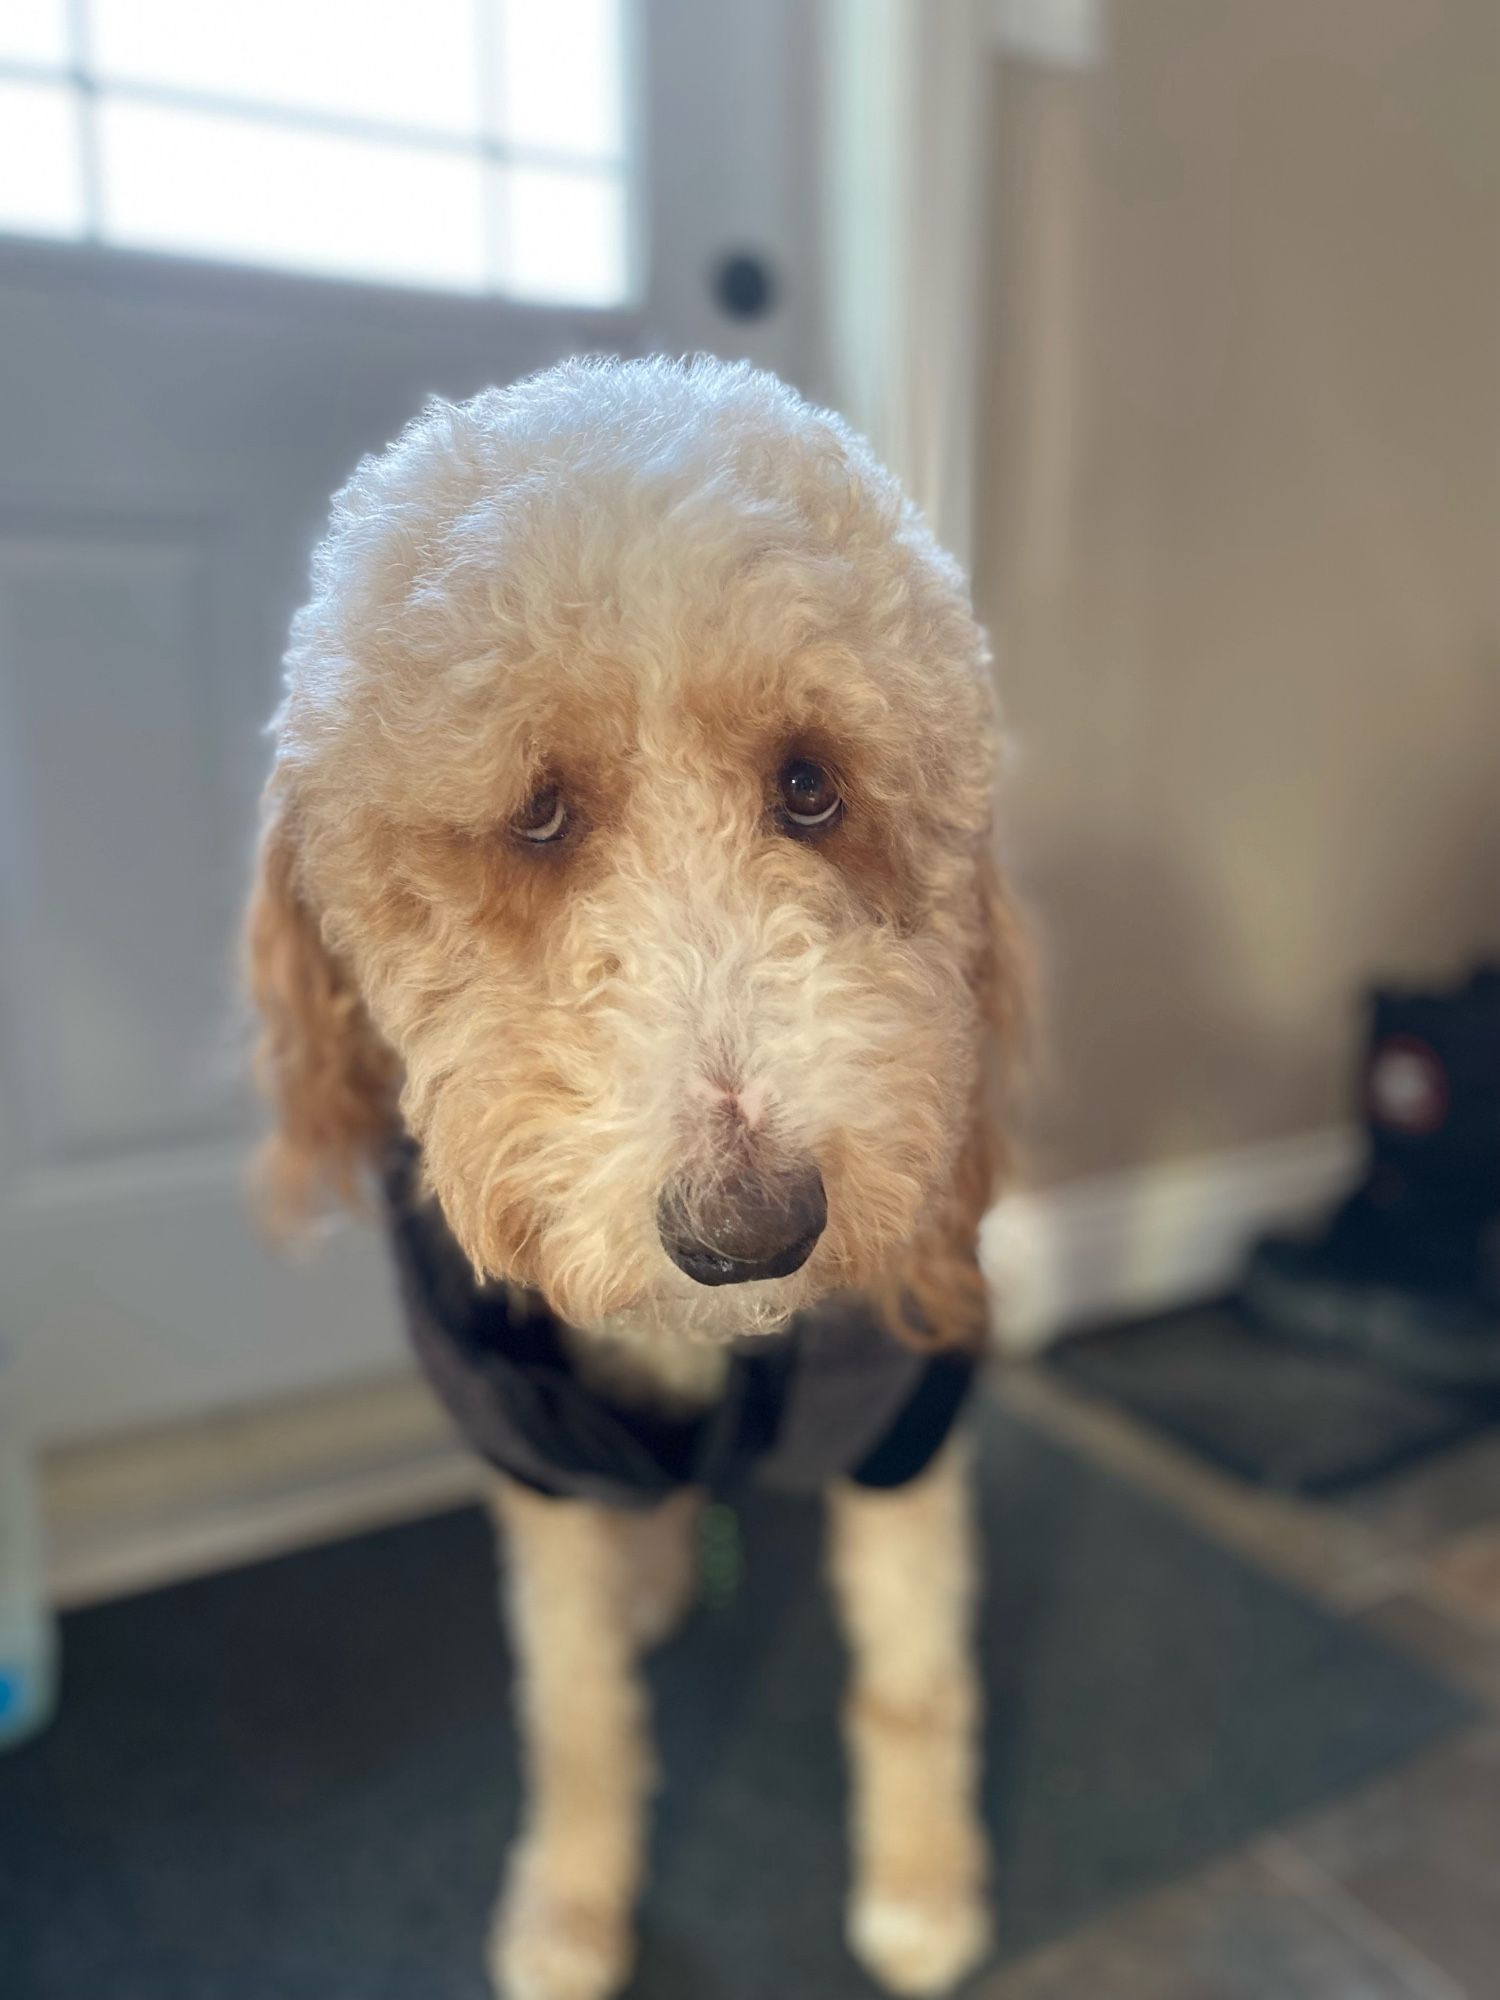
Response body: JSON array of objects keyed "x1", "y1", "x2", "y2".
[{"x1": 657, "y1": 1159, "x2": 827, "y2": 1287}]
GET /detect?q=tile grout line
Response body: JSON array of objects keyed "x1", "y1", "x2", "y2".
[{"x1": 1260, "y1": 1832, "x2": 1474, "y2": 2000}]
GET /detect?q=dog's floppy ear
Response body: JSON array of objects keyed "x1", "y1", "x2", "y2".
[
  {"x1": 244, "y1": 798, "x2": 397, "y2": 1230},
  {"x1": 873, "y1": 834, "x2": 1033, "y2": 1353},
  {"x1": 970, "y1": 832, "x2": 1034, "y2": 1242},
  {"x1": 977, "y1": 835, "x2": 1032, "y2": 1089}
]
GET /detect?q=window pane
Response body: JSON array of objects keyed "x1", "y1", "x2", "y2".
[
  {"x1": 494, "y1": 0, "x2": 624, "y2": 161},
  {"x1": 0, "y1": 0, "x2": 69, "y2": 68},
  {"x1": 0, "y1": 80, "x2": 84, "y2": 238},
  {"x1": 91, "y1": 0, "x2": 482, "y2": 135},
  {"x1": 98, "y1": 99, "x2": 488, "y2": 292},
  {"x1": 502, "y1": 164, "x2": 627, "y2": 305}
]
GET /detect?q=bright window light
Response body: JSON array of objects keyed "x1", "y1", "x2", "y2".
[
  {"x1": 494, "y1": 0, "x2": 624, "y2": 161},
  {"x1": 0, "y1": 0, "x2": 69, "y2": 70},
  {"x1": 99, "y1": 99, "x2": 490, "y2": 293},
  {"x1": 506, "y1": 166, "x2": 627, "y2": 307},
  {"x1": 0, "y1": 0, "x2": 635, "y2": 306},
  {"x1": 0, "y1": 81, "x2": 84, "y2": 238},
  {"x1": 91, "y1": 0, "x2": 484, "y2": 136}
]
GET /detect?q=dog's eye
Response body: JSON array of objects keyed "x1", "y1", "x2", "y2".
[
  {"x1": 512, "y1": 785, "x2": 568, "y2": 844},
  {"x1": 776, "y1": 758, "x2": 842, "y2": 835}
]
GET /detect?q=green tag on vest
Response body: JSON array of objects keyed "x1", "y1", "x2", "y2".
[{"x1": 698, "y1": 1501, "x2": 744, "y2": 1609}]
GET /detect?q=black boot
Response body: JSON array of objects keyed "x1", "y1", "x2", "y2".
[{"x1": 1242, "y1": 965, "x2": 1500, "y2": 1392}]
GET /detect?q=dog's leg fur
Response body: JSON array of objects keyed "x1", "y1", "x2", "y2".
[
  {"x1": 829, "y1": 1437, "x2": 992, "y2": 1997},
  {"x1": 617, "y1": 1485, "x2": 702, "y2": 1651},
  {"x1": 489, "y1": 1476, "x2": 651, "y2": 2000}
]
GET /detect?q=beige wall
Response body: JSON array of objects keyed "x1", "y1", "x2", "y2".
[{"x1": 976, "y1": 0, "x2": 1499, "y2": 1187}]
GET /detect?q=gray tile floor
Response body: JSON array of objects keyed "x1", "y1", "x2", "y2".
[{"x1": 980, "y1": 1365, "x2": 1500, "y2": 1999}]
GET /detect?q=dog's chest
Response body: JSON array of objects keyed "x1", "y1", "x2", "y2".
[
  {"x1": 385, "y1": 1146, "x2": 974, "y2": 1505},
  {"x1": 561, "y1": 1324, "x2": 731, "y2": 1416}
]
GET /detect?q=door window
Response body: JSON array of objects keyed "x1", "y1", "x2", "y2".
[{"x1": 0, "y1": 0, "x2": 634, "y2": 304}]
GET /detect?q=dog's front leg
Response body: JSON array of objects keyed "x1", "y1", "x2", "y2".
[
  {"x1": 828, "y1": 1437, "x2": 992, "y2": 1997},
  {"x1": 489, "y1": 1476, "x2": 650, "y2": 2000}
]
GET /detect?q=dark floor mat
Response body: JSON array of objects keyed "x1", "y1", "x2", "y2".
[
  {"x1": 0, "y1": 1399, "x2": 1474, "y2": 1999},
  {"x1": 1048, "y1": 1300, "x2": 1496, "y2": 1496}
]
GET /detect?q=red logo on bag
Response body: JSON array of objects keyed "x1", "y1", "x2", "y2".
[{"x1": 1367, "y1": 1035, "x2": 1449, "y2": 1136}]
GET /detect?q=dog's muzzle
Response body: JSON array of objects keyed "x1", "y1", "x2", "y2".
[{"x1": 657, "y1": 1157, "x2": 827, "y2": 1287}]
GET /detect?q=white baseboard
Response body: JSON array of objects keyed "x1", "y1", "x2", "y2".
[
  {"x1": 982, "y1": 1127, "x2": 1359, "y2": 1354},
  {"x1": 44, "y1": 1128, "x2": 1358, "y2": 1603},
  {"x1": 44, "y1": 1372, "x2": 485, "y2": 1609}
]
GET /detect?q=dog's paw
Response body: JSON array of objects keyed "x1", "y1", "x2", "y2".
[
  {"x1": 848, "y1": 1884, "x2": 992, "y2": 1998},
  {"x1": 489, "y1": 1885, "x2": 633, "y2": 2000}
]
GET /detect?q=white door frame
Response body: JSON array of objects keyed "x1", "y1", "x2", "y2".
[{"x1": 822, "y1": 0, "x2": 1102, "y2": 569}]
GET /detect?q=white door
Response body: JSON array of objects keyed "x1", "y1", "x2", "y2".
[{"x1": 0, "y1": 0, "x2": 827, "y2": 1443}]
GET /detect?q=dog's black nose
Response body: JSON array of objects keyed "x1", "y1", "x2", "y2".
[{"x1": 657, "y1": 1160, "x2": 827, "y2": 1287}]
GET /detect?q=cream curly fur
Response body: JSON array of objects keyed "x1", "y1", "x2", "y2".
[{"x1": 245, "y1": 356, "x2": 1021, "y2": 2000}]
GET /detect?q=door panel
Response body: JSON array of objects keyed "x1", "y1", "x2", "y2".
[{"x1": 0, "y1": 520, "x2": 230, "y2": 1164}]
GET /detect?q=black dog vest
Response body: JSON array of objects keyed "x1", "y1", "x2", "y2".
[{"x1": 384, "y1": 1147, "x2": 974, "y2": 1509}]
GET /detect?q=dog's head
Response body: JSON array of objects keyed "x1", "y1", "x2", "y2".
[{"x1": 247, "y1": 358, "x2": 1024, "y2": 1344}]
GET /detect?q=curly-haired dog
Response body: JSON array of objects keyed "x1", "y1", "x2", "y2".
[{"x1": 246, "y1": 357, "x2": 1025, "y2": 2000}]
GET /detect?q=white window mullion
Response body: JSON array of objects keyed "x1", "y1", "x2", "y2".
[
  {"x1": 475, "y1": 0, "x2": 510, "y2": 297},
  {"x1": 65, "y1": 0, "x2": 101, "y2": 241}
]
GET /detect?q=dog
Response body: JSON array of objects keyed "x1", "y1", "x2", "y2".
[{"x1": 245, "y1": 356, "x2": 1025, "y2": 2000}]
